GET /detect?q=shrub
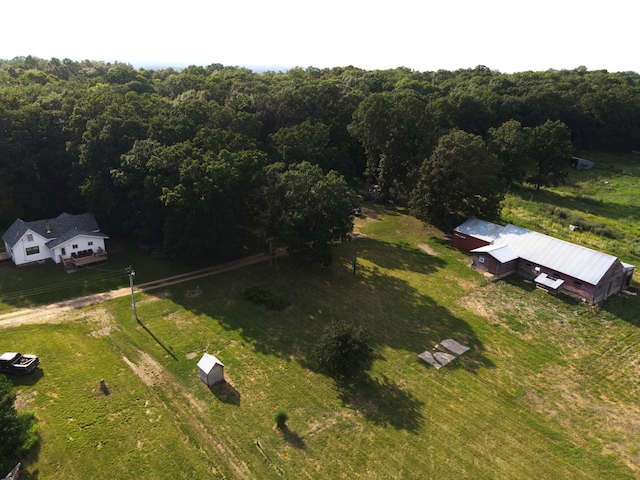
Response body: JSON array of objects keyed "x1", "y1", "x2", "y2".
[
  {"x1": 243, "y1": 285, "x2": 288, "y2": 311},
  {"x1": 274, "y1": 409, "x2": 289, "y2": 429},
  {"x1": 312, "y1": 320, "x2": 374, "y2": 380}
]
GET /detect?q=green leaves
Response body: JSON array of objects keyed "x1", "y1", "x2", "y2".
[
  {"x1": 0, "y1": 375, "x2": 38, "y2": 474},
  {"x1": 312, "y1": 320, "x2": 373, "y2": 380},
  {"x1": 410, "y1": 130, "x2": 504, "y2": 228}
]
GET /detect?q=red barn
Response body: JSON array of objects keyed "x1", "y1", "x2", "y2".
[
  {"x1": 451, "y1": 218, "x2": 504, "y2": 252},
  {"x1": 454, "y1": 220, "x2": 636, "y2": 304}
]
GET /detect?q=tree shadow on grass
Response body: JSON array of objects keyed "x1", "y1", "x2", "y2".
[
  {"x1": 511, "y1": 185, "x2": 639, "y2": 223},
  {"x1": 336, "y1": 374, "x2": 424, "y2": 433},
  {"x1": 353, "y1": 237, "x2": 447, "y2": 275},
  {"x1": 278, "y1": 425, "x2": 305, "y2": 449},
  {"x1": 9, "y1": 433, "x2": 41, "y2": 480},
  {"x1": 169, "y1": 237, "x2": 493, "y2": 373}
]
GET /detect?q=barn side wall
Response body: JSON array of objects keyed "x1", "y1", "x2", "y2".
[
  {"x1": 592, "y1": 261, "x2": 627, "y2": 304},
  {"x1": 472, "y1": 253, "x2": 517, "y2": 277},
  {"x1": 452, "y1": 231, "x2": 491, "y2": 253}
]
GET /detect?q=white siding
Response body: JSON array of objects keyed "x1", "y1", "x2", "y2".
[
  {"x1": 52, "y1": 235, "x2": 107, "y2": 264},
  {"x1": 12, "y1": 230, "x2": 50, "y2": 265}
]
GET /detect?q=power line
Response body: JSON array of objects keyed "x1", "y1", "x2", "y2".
[{"x1": 0, "y1": 269, "x2": 125, "y2": 302}]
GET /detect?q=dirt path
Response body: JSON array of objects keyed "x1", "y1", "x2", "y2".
[{"x1": 0, "y1": 250, "x2": 285, "y2": 329}]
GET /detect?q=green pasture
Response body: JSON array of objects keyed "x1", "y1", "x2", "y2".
[
  {"x1": 2, "y1": 200, "x2": 640, "y2": 479},
  {"x1": 502, "y1": 151, "x2": 640, "y2": 268},
  {"x1": 0, "y1": 238, "x2": 192, "y2": 313}
]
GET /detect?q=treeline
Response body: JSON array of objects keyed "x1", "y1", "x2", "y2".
[{"x1": 1, "y1": 56, "x2": 639, "y2": 262}]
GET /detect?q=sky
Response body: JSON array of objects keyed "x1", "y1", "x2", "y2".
[{"x1": 2, "y1": 0, "x2": 638, "y2": 74}]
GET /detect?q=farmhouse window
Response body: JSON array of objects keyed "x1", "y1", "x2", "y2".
[
  {"x1": 88, "y1": 241, "x2": 93, "y2": 246},
  {"x1": 26, "y1": 233, "x2": 33, "y2": 242},
  {"x1": 72, "y1": 244, "x2": 78, "y2": 249},
  {"x1": 478, "y1": 256, "x2": 485, "y2": 264},
  {"x1": 25, "y1": 246, "x2": 40, "y2": 255},
  {"x1": 61, "y1": 247, "x2": 66, "y2": 255}
]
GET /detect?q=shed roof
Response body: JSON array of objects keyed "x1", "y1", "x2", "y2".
[
  {"x1": 535, "y1": 273, "x2": 565, "y2": 290},
  {"x1": 471, "y1": 244, "x2": 519, "y2": 263},
  {"x1": 493, "y1": 224, "x2": 618, "y2": 285},
  {"x1": 197, "y1": 353, "x2": 224, "y2": 374},
  {"x1": 454, "y1": 218, "x2": 504, "y2": 243}
]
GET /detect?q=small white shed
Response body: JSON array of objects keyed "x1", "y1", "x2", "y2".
[{"x1": 197, "y1": 353, "x2": 224, "y2": 386}]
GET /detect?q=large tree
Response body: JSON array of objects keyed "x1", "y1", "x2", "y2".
[
  {"x1": 488, "y1": 119, "x2": 529, "y2": 187},
  {"x1": 525, "y1": 120, "x2": 573, "y2": 190},
  {"x1": 409, "y1": 130, "x2": 504, "y2": 229},
  {"x1": 349, "y1": 89, "x2": 434, "y2": 199},
  {"x1": 272, "y1": 162, "x2": 354, "y2": 265},
  {"x1": 0, "y1": 376, "x2": 37, "y2": 474}
]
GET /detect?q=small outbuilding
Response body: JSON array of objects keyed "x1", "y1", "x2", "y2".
[
  {"x1": 197, "y1": 353, "x2": 224, "y2": 386},
  {"x1": 570, "y1": 156, "x2": 594, "y2": 170}
]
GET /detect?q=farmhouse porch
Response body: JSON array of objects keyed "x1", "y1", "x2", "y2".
[{"x1": 60, "y1": 248, "x2": 108, "y2": 271}]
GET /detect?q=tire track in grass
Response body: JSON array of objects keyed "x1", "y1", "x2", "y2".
[
  {"x1": 122, "y1": 350, "x2": 255, "y2": 479},
  {"x1": 0, "y1": 251, "x2": 287, "y2": 329}
]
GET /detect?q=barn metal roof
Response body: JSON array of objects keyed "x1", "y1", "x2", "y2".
[
  {"x1": 492, "y1": 224, "x2": 618, "y2": 285},
  {"x1": 471, "y1": 244, "x2": 519, "y2": 263},
  {"x1": 454, "y1": 218, "x2": 504, "y2": 243}
]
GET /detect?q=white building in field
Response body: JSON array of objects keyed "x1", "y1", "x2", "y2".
[
  {"x1": 197, "y1": 353, "x2": 224, "y2": 386},
  {"x1": 2, "y1": 212, "x2": 108, "y2": 268}
]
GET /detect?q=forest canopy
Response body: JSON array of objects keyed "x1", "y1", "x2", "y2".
[{"x1": 1, "y1": 57, "x2": 639, "y2": 262}]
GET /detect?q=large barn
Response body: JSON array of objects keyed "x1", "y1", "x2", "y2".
[{"x1": 453, "y1": 219, "x2": 635, "y2": 304}]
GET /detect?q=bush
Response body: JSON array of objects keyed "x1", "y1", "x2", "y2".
[
  {"x1": 312, "y1": 320, "x2": 374, "y2": 380},
  {"x1": 243, "y1": 285, "x2": 288, "y2": 311},
  {"x1": 274, "y1": 409, "x2": 288, "y2": 429}
]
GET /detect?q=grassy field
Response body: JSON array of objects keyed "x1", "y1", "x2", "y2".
[
  {"x1": 501, "y1": 151, "x2": 640, "y2": 269},
  {"x1": 2, "y1": 152, "x2": 639, "y2": 479},
  {"x1": 2, "y1": 198, "x2": 640, "y2": 478},
  {"x1": 0, "y1": 238, "x2": 192, "y2": 313}
]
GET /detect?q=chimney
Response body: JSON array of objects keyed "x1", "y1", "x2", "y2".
[{"x1": 45, "y1": 220, "x2": 51, "y2": 234}]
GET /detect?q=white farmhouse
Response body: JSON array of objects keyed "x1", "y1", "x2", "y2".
[{"x1": 2, "y1": 212, "x2": 108, "y2": 268}]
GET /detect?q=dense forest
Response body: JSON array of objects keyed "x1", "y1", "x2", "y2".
[{"x1": 1, "y1": 56, "x2": 639, "y2": 264}]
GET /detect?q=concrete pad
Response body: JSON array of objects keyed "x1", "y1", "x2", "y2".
[
  {"x1": 440, "y1": 339, "x2": 470, "y2": 355},
  {"x1": 433, "y1": 351, "x2": 456, "y2": 367},
  {"x1": 418, "y1": 350, "x2": 442, "y2": 369}
]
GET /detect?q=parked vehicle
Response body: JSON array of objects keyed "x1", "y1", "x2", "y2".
[{"x1": 0, "y1": 352, "x2": 39, "y2": 375}]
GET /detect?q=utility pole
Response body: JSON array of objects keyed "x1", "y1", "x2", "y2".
[
  {"x1": 352, "y1": 247, "x2": 357, "y2": 276},
  {"x1": 126, "y1": 266, "x2": 138, "y2": 321}
]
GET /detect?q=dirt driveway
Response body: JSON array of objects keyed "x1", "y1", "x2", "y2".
[{"x1": 0, "y1": 250, "x2": 284, "y2": 329}]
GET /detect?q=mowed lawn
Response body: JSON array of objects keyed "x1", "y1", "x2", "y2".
[{"x1": 2, "y1": 204, "x2": 640, "y2": 479}]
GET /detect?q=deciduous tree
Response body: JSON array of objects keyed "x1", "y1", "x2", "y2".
[
  {"x1": 0, "y1": 376, "x2": 38, "y2": 475},
  {"x1": 312, "y1": 320, "x2": 373, "y2": 380},
  {"x1": 410, "y1": 130, "x2": 504, "y2": 228}
]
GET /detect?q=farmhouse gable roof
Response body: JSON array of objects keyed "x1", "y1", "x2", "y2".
[{"x1": 2, "y1": 213, "x2": 106, "y2": 249}]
